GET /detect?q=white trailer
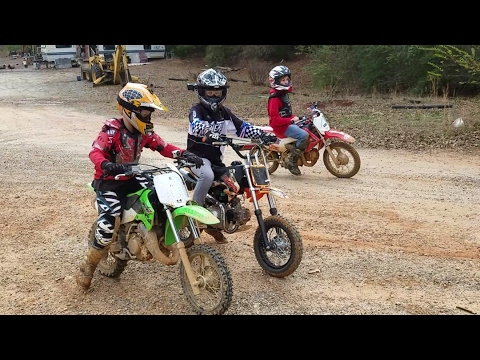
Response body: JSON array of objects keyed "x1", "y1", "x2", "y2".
[
  {"x1": 96, "y1": 45, "x2": 165, "y2": 61},
  {"x1": 40, "y1": 45, "x2": 80, "y2": 65}
]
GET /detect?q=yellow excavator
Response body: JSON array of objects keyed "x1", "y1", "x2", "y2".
[{"x1": 79, "y1": 45, "x2": 139, "y2": 86}]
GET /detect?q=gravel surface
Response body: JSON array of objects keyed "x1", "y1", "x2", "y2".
[{"x1": 0, "y1": 57, "x2": 479, "y2": 315}]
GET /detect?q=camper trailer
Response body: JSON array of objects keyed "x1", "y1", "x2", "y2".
[
  {"x1": 96, "y1": 45, "x2": 165, "y2": 61},
  {"x1": 143, "y1": 45, "x2": 166, "y2": 59},
  {"x1": 39, "y1": 45, "x2": 80, "y2": 66}
]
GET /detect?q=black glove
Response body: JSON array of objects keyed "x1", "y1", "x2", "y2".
[
  {"x1": 101, "y1": 161, "x2": 128, "y2": 176},
  {"x1": 182, "y1": 151, "x2": 204, "y2": 169},
  {"x1": 260, "y1": 133, "x2": 277, "y2": 144},
  {"x1": 204, "y1": 131, "x2": 222, "y2": 144}
]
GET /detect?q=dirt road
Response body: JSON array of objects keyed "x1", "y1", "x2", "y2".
[{"x1": 1, "y1": 64, "x2": 479, "y2": 314}]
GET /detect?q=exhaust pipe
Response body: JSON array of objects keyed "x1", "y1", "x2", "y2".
[{"x1": 139, "y1": 223, "x2": 179, "y2": 265}]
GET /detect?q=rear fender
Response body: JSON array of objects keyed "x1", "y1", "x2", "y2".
[
  {"x1": 164, "y1": 204, "x2": 220, "y2": 246},
  {"x1": 267, "y1": 138, "x2": 295, "y2": 153}
]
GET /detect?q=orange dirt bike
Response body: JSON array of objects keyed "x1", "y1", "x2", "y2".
[
  {"x1": 253, "y1": 102, "x2": 361, "y2": 178},
  {"x1": 174, "y1": 136, "x2": 303, "y2": 278}
]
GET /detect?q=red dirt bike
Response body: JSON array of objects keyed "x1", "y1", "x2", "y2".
[{"x1": 253, "y1": 102, "x2": 361, "y2": 178}]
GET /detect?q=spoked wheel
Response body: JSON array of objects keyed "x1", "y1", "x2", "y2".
[
  {"x1": 86, "y1": 222, "x2": 128, "y2": 278},
  {"x1": 179, "y1": 244, "x2": 233, "y2": 315},
  {"x1": 250, "y1": 147, "x2": 280, "y2": 174},
  {"x1": 253, "y1": 215, "x2": 303, "y2": 278},
  {"x1": 97, "y1": 252, "x2": 128, "y2": 278},
  {"x1": 323, "y1": 141, "x2": 361, "y2": 178}
]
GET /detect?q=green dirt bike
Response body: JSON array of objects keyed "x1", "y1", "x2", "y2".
[{"x1": 86, "y1": 158, "x2": 233, "y2": 315}]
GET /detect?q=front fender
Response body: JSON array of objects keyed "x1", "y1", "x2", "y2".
[
  {"x1": 245, "y1": 187, "x2": 288, "y2": 202},
  {"x1": 164, "y1": 204, "x2": 220, "y2": 246},
  {"x1": 324, "y1": 130, "x2": 355, "y2": 143}
]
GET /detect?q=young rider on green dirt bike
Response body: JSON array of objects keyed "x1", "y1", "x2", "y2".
[
  {"x1": 186, "y1": 68, "x2": 277, "y2": 243},
  {"x1": 76, "y1": 82, "x2": 203, "y2": 291},
  {"x1": 267, "y1": 65, "x2": 309, "y2": 176}
]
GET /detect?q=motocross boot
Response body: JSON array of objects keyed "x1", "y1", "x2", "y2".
[
  {"x1": 75, "y1": 247, "x2": 108, "y2": 290},
  {"x1": 204, "y1": 227, "x2": 228, "y2": 244},
  {"x1": 285, "y1": 144, "x2": 302, "y2": 176}
]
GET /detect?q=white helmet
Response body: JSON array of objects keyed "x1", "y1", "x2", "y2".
[{"x1": 269, "y1": 65, "x2": 292, "y2": 91}]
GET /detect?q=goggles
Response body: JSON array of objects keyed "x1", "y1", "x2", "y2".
[
  {"x1": 205, "y1": 89, "x2": 223, "y2": 98},
  {"x1": 134, "y1": 108, "x2": 154, "y2": 123}
]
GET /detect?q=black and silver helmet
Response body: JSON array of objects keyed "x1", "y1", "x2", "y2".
[
  {"x1": 269, "y1": 65, "x2": 292, "y2": 91},
  {"x1": 196, "y1": 68, "x2": 229, "y2": 112}
]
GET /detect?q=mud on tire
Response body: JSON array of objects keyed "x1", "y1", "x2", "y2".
[
  {"x1": 179, "y1": 244, "x2": 233, "y2": 315},
  {"x1": 87, "y1": 222, "x2": 128, "y2": 278},
  {"x1": 323, "y1": 141, "x2": 361, "y2": 178}
]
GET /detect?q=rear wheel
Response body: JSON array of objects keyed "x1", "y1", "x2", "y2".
[
  {"x1": 253, "y1": 215, "x2": 303, "y2": 278},
  {"x1": 179, "y1": 244, "x2": 233, "y2": 315},
  {"x1": 87, "y1": 222, "x2": 128, "y2": 278},
  {"x1": 323, "y1": 141, "x2": 361, "y2": 178},
  {"x1": 250, "y1": 147, "x2": 280, "y2": 174}
]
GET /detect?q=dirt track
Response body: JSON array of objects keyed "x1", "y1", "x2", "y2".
[{"x1": 1, "y1": 60, "x2": 479, "y2": 315}]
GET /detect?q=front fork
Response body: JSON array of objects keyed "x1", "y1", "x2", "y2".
[
  {"x1": 164, "y1": 206, "x2": 201, "y2": 295},
  {"x1": 324, "y1": 143, "x2": 341, "y2": 166},
  {"x1": 245, "y1": 164, "x2": 278, "y2": 250}
]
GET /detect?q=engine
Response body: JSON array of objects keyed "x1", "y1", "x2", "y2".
[
  {"x1": 126, "y1": 228, "x2": 152, "y2": 261},
  {"x1": 205, "y1": 198, "x2": 251, "y2": 231}
]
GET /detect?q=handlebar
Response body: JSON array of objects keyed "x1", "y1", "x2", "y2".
[
  {"x1": 113, "y1": 161, "x2": 194, "y2": 180},
  {"x1": 212, "y1": 137, "x2": 248, "y2": 159},
  {"x1": 209, "y1": 135, "x2": 273, "y2": 159}
]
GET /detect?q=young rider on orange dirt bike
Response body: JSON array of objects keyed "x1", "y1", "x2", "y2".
[
  {"x1": 267, "y1": 65, "x2": 309, "y2": 176},
  {"x1": 186, "y1": 68, "x2": 277, "y2": 243}
]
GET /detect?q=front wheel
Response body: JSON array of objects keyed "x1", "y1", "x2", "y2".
[
  {"x1": 253, "y1": 215, "x2": 303, "y2": 278},
  {"x1": 250, "y1": 147, "x2": 280, "y2": 174},
  {"x1": 179, "y1": 244, "x2": 233, "y2": 315},
  {"x1": 323, "y1": 141, "x2": 361, "y2": 178}
]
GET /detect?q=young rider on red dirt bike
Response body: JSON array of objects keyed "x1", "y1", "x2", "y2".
[{"x1": 267, "y1": 65, "x2": 309, "y2": 176}]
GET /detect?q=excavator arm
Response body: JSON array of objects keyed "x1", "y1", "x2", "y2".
[{"x1": 81, "y1": 45, "x2": 138, "y2": 86}]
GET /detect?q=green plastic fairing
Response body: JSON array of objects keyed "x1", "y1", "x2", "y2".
[{"x1": 164, "y1": 205, "x2": 219, "y2": 246}]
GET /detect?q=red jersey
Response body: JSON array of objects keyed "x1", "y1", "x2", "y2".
[
  {"x1": 267, "y1": 88, "x2": 295, "y2": 138},
  {"x1": 89, "y1": 118, "x2": 184, "y2": 180}
]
